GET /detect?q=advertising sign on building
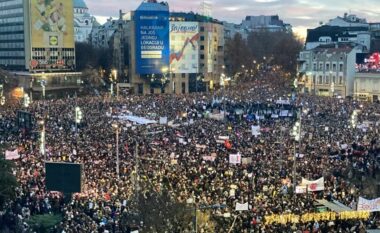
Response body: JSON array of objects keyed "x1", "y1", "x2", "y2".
[
  {"x1": 169, "y1": 22, "x2": 199, "y2": 73},
  {"x1": 30, "y1": 0, "x2": 75, "y2": 70},
  {"x1": 135, "y1": 8, "x2": 170, "y2": 74},
  {"x1": 30, "y1": 0, "x2": 75, "y2": 48}
]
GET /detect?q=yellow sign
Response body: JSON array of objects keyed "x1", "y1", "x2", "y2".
[
  {"x1": 49, "y1": 36, "x2": 58, "y2": 46},
  {"x1": 265, "y1": 211, "x2": 370, "y2": 225},
  {"x1": 30, "y1": 0, "x2": 74, "y2": 48}
]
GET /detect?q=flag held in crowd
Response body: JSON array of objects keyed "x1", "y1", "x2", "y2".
[
  {"x1": 5, "y1": 149, "x2": 19, "y2": 160},
  {"x1": 296, "y1": 177, "x2": 324, "y2": 193},
  {"x1": 235, "y1": 202, "x2": 249, "y2": 211}
]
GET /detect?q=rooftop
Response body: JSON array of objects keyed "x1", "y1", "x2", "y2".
[{"x1": 74, "y1": 0, "x2": 88, "y2": 9}]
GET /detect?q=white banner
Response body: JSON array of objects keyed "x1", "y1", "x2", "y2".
[
  {"x1": 235, "y1": 202, "x2": 249, "y2": 211},
  {"x1": 159, "y1": 117, "x2": 168, "y2": 125},
  {"x1": 5, "y1": 149, "x2": 19, "y2": 160},
  {"x1": 229, "y1": 153, "x2": 241, "y2": 164},
  {"x1": 357, "y1": 197, "x2": 380, "y2": 212},
  {"x1": 297, "y1": 177, "x2": 324, "y2": 192},
  {"x1": 251, "y1": 125, "x2": 261, "y2": 137},
  {"x1": 202, "y1": 155, "x2": 216, "y2": 162}
]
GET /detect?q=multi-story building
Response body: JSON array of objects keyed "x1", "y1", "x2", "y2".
[
  {"x1": 107, "y1": 1, "x2": 225, "y2": 95},
  {"x1": 305, "y1": 14, "x2": 371, "y2": 51},
  {"x1": 241, "y1": 15, "x2": 292, "y2": 33},
  {"x1": 73, "y1": 0, "x2": 98, "y2": 42},
  {"x1": 299, "y1": 43, "x2": 364, "y2": 97},
  {"x1": 0, "y1": 0, "x2": 80, "y2": 97}
]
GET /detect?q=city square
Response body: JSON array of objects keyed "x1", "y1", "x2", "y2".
[{"x1": 0, "y1": 0, "x2": 380, "y2": 233}]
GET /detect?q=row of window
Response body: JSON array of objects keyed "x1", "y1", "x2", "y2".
[
  {"x1": 0, "y1": 7, "x2": 22, "y2": 17},
  {"x1": 0, "y1": 24, "x2": 23, "y2": 32},
  {"x1": 0, "y1": 0, "x2": 22, "y2": 7},
  {"x1": 311, "y1": 62, "x2": 344, "y2": 72},
  {"x1": 313, "y1": 75, "x2": 344, "y2": 85},
  {"x1": 0, "y1": 42, "x2": 23, "y2": 48},
  {"x1": 0, "y1": 50, "x2": 24, "y2": 56},
  {"x1": 0, "y1": 58, "x2": 24, "y2": 65},
  {"x1": 0, "y1": 16, "x2": 23, "y2": 24},
  {"x1": 0, "y1": 33, "x2": 22, "y2": 40}
]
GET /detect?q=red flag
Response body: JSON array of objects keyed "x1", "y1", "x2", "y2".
[{"x1": 224, "y1": 140, "x2": 232, "y2": 150}]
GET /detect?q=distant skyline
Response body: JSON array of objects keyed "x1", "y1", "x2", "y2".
[{"x1": 85, "y1": 0, "x2": 380, "y2": 39}]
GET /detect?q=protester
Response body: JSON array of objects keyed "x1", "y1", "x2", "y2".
[{"x1": 0, "y1": 70, "x2": 379, "y2": 232}]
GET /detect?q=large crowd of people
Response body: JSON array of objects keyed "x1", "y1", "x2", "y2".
[{"x1": 0, "y1": 71, "x2": 380, "y2": 233}]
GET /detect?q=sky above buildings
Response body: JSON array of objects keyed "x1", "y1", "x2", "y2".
[{"x1": 86, "y1": 0, "x2": 380, "y2": 39}]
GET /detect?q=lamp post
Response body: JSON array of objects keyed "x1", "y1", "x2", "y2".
[
  {"x1": 23, "y1": 93, "x2": 31, "y2": 108},
  {"x1": 330, "y1": 82, "x2": 335, "y2": 97},
  {"x1": 38, "y1": 120, "x2": 46, "y2": 160},
  {"x1": 75, "y1": 106, "x2": 83, "y2": 133},
  {"x1": 0, "y1": 84, "x2": 4, "y2": 106},
  {"x1": 291, "y1": 114, "x2": 301, "y2": 189},
  {"x1": 112, "y1": 123, "x2": 120, "y2": 179},
  {"x1": 40, "y1": 80, "x2": 46, "y2": 99}
]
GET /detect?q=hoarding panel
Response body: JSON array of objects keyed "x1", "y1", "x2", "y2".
[
  {"x1": 135, "y1": 10, "x2": 170, "y2": 74},
  {"x1": 30, "y1": 0, "x2": 74, "y2": 48},
  {"x1": 169, "y1": 22, "x2": 199, "y2": 73}
]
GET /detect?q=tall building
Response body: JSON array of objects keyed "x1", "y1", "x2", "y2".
[
  {"x1": 0, "y1": 0, "x2": 80, "y2": 97},
  {"x1": 73, "y1": 0, "x2": 98, "y2": 42},
  {"x1": 106, "y1": 1, "x2": 225, "y2": 95}
]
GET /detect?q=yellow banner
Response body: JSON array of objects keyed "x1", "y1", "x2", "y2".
[
  {"x1": 264, "y1": 211, "x2": 370, "y2": 225},
  {"x1": 30, "y1": 0, "x2": 74, "y2": 48}
]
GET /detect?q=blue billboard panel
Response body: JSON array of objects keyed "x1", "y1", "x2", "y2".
[{"x1": 135, "y1": 10, "x2": 170, "y2": 74}]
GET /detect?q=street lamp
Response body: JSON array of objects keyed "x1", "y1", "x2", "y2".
[
  {"x1": 112, "y1": 123, "x2": 120, "y2": 179},
  {"x1": 23, "y1": 93, "x2": 31, "y2": 107},
  {"x1": 291, "y1": 118, "x2": 301, "y2": 189},
  {"x1": 40, "y1": 80, "x2": 46, "y2": 99},
  {"x1": 351, "y1": 110, "x2": 358, "y2": 128},
  {"x1": 330, "y1": 82, "x2": 335, "y2": 97},
  {"x1": 38, "y1": 120, "x2": 46, "y2": 160},
  {"x1": 75, "y1": 107, "x2": 83, "y2": 133}
]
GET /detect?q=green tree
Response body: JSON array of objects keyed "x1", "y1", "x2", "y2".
[{"x1": 27, "y1": 214, "x2": 63, "y2": 233}]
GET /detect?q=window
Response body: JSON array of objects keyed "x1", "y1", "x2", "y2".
[
  {"x1": 339, "y1": 64, "x2": 343, "y2": 72},
  {"x1": 339, "y1": 76, "x2": 343, "y2": 84},
  {"x1": 332, "y1": 76, "x2": 336, "y2": 84},
  {"x1": 325, "y1": 63, "x2": 330, "y2": 71},
  {"x1": 200, "y1": 54, "x2": 204, "y2": 60},
  {"x1": 182, "y1": 82, "x2": 186, "y2": 94},
  {"x1": 200, "y1": 26, "x2": 204, "y2": 32},
  {"x1": 200, "y1": 45, "x2": 204, "y2": 50},
  {"x1": 318, "y1": 76, "x2": 323, "y2": 84},
  {"x1": 332, "y1": 63, "x2": 336, "y2": 71},
  {"x1": 200, "y1": 36, "x2": 205, "y2": 41},
  {"x1": 313, "y1": 63, "x2": 317, "y2": 71},
  {"x1": 319, "y1": 63, "x2": 323, "y2": 71},
  {"x1": 325, "y1": 76, "x2": 330, "y2": 84},
  {"x1": 181, "y1": 73, "x2": 186, "y2": 78}
]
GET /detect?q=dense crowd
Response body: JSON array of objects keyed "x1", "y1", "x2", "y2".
[{"x1": 0, "y1": 71, "x2": 380, "y2": 233}]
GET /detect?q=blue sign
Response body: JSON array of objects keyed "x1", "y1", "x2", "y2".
[{"x1": 135, "y1": 10, "x2": 169, "y2": 74}]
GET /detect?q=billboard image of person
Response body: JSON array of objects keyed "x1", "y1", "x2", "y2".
[
  {"x1": 169, "y1": 22, "x2": 199, "y2": 73},
  {"x1": 30, "y1": 0, "x2": 74, "y2": 48},
  {"x1": 135, "y1": 6, "x2": 170, "y2": 75}
]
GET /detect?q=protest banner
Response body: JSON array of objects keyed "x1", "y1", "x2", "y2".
[{"x1": 357, "y1": 197, "x2": 380, "y2": 212}]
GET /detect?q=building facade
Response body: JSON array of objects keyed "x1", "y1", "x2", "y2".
[
  {"x1": 299, "y1": 43, "x2": 364, "y2": 97},
  {"x1": 0, "y1": 0, "x2": 76, "y2": 71},
  {"x1": 73, "y1": 0, "x2": 98, "y2": 43},
  {"x1": 106, "y1": 1, "x2": 225, "y2": 95},
  {"x1": 0, "y1": 0, "x2": 80, "y2": 97}
]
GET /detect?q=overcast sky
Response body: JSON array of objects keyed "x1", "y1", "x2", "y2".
[{"x1": 85, "y1": 0, "x2": 380, "y2": 38}]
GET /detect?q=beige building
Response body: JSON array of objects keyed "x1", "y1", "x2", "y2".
[
  {"x1": 298, "y1": 43, "x2": 364, "y2": 97},
  {"x1": 354, "y1": 73, "x2": 380, "y2": 102}
]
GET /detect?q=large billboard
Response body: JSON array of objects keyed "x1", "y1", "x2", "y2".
[
  {"x1": 135, "y1": 9, "x2": 170, "y2": 74},
  {"x1": 206, "y1": 24, "x2": 214, "y2": 73},
  {"x1": 30, "y1": 0, "x2": 75, "y2": 48},
  {"x1": 169, "y1": 22, "x2": 199, "y2": 73}
]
